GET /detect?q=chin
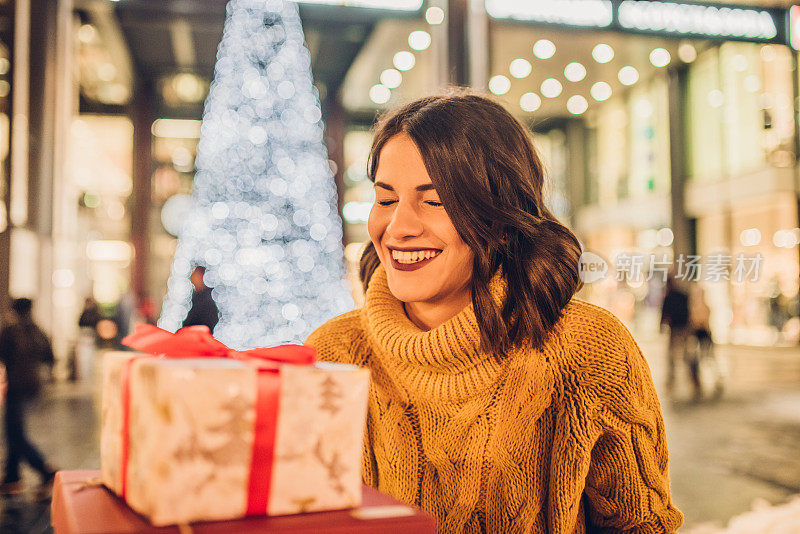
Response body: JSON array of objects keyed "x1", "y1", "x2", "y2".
[{"x1": 385, "y1": 278, "x2": 433, "y2": 305}]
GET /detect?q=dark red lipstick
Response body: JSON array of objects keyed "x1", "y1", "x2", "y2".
[{"x1": 387, "y1": 248, "x2": 442, "y2": 272}]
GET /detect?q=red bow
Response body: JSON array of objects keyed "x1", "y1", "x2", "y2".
[{"x1": 119, "y1": 324, "x2": 316, "y2": 516}]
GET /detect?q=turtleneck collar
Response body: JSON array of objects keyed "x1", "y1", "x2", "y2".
[{"x1": 362, "y1": 264, "x2": 507, "y2": 403}]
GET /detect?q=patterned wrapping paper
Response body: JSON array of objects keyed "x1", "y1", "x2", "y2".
[{"x1": 101, "y1": 352, "x2": 369, "y2": 527}]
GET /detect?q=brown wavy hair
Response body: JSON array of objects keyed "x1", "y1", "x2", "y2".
[{"x1": 360, "y1": 89, "x2": 583, "y2": 355}]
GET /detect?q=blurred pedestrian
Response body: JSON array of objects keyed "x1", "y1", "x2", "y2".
[
  {"x1": 767, "y1": 277, "x2": 788, "y2": 341},
  {"x1": 76, "y1": 296, "x2": 103, "y2": 382},
  {"x1": 113, "y1": 291, "x2": 135, "y2": 348},
  {"x1": 660, "y1": 274, "x2": 700, "y2": 397},
  {"x1": 0, "y1": 298, "x2": 57, "y2": 498},
  {"x1": 182, "y1": 266, "x2": 219, "y2": 334},
  {"x1": 689, "y1": 285, "x2": 725, "y2": 398},
  {"x1": 689, "y1": 285, "x2": 713, "y2": 352},
  {"x1": 78, "y1": 297, "x2": 102, "y2": 330}
]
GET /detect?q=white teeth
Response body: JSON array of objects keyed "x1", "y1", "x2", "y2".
[{"x1": 391, "y1": 249, "x2": 440, "y2": 264}]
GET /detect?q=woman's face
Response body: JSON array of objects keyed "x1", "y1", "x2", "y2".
[{"x1": 368, "y1": 133, "x2": 474, "y2": 308}]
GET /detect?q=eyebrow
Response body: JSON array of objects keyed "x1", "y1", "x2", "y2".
[{"x1": 374, "y1": 181, "x2": 436, "y2": 192}]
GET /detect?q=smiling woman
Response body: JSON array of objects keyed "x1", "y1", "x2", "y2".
[{"x1": 306, "y1": 89, "x2": 682, "y2": 533}]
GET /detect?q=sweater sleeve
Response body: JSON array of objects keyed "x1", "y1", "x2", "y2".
[
  {"x1": 579, "y1": 309, "x2": 683, "y2": 533},
  {"x1": 305, "y1": 309, "x2": 365, "y2": 365}
]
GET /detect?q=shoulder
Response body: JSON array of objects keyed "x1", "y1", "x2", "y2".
[
  {"x1": 0, "y1": 323, "x2": 22, "y2": 340},
  {"x1": 555, "y1": 299, "x2": 650, "y2": 399},
  {"x1": 560, "y1": 298, "x2": 637, "y2": 350},
  {"x1": 0, "y1": 325, "x2": 12, "y2": 348},
  {"x1": 305, "y1": 309, "x2": 369, "y2": 366}
]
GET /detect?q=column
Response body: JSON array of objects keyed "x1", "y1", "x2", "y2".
[
  {"x1": 131, "y1": 81, "x2": 153, "y2": 302},
  {"x1": 792, "y1": 51, "x2": 800, "y2": 345},
  {"x1": 447, "y1": 0, "x2": 467, "y2": 85},
  {"x1": 0, "y1": 1, "x2": 15, "y2": 311},
  {"x1": 667, "y1": 66, "x2": 691, "y2": 260},
  {"x1": 323, "y1": 96, "x2": 346, "y2": 221},
  {"x1": 21, "y1": 0, "x2": 74, "y2": 374},
  {"x1": 467, "y1": 0, "x2": 488, "y2": 89}
]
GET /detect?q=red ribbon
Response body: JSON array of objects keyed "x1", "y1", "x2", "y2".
[{"x1": 119, "y1": 324, "x2": 316, "y2": 516}]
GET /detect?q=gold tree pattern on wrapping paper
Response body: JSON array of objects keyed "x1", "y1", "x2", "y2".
[
  {"x1": 319, "y1": 376, "x2": 343, "y2": 415},
  {"x1": 168, "y1": 393, "x2": 253, "y2": 488},
  {"x1": 313, "y1": 438, "x2": 346, "y2": 495},
  {"x1": 291, "y1": 496, "x2": 317, "y2": 513}
]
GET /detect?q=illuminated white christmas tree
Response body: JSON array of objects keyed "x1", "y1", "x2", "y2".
[{"x1": 159, "y1": 0, "x2": 354, "y2": 349}]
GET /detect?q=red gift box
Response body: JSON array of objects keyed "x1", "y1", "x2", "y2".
[{"x1": 52, "y1": 470, "x2": 438, "y2": 533}]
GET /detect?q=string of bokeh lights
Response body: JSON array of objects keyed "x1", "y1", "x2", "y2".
[
  {"x1": 368, "y1": 6, "x2": 444, "y2": 105},
  {"x1": 489, "y1": 37, "x2": 771, "y2": 117}
]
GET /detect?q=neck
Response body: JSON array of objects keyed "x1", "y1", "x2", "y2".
[{"x1": 404, "y1": 293, "x2": 472, "y2": 331}]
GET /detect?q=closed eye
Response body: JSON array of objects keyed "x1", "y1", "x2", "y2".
[{"x1": 375, "y1": 200, "x2": 441, "y2": 207}]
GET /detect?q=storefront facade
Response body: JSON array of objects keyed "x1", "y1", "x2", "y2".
[{"x1": 464, "y1": 1, "x2": 800, "y2": 344}]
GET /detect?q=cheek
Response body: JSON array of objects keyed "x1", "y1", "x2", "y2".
[
  {"x1": 454, "y1": 243, "x2": 475, "y2": 275},
  {"x1": 439, "y1": 227, "x2": 473, "y2": 271},
  {"x1": 449, "y1": 235, "x2": 474, "y2": 272},
  {"x1": 429, "y1": 215, "x2": 471, "y2": 265}
]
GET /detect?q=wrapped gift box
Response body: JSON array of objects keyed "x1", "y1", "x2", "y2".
[
  {"x1": 52, "y1": 470, "x2": 438, "y2": 533},
  {"x1": 101, "y1": 325, "x2": 369, "y2": 527}
]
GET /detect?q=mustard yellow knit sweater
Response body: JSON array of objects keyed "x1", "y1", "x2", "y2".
[{"x1": 306, "y1": 266, "x2": 683, "y2": 533}]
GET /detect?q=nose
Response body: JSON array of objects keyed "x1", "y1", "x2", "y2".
[{"x1": 385, "y1": 200, "x2": 424, "y2": 239}]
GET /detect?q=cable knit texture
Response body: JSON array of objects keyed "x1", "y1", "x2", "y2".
[{"x1": 306, "y1": 265, "x2": 683, "y2": 533}]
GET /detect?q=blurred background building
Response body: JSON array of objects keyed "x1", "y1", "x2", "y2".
[
  {"x1": 1, "y1": 0, "x2": 800, "y2": 373},
  {"x1": 3, "y1": 4, "x2": 800, "y2": 532}
]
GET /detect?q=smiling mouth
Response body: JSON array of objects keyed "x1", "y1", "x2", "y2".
[
  {"x1": 390, "y1": 249, "x2": 442, "y2": 264},
  {"x1": 387, "y1": 248, "x2": 442, "y2": 272}
]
